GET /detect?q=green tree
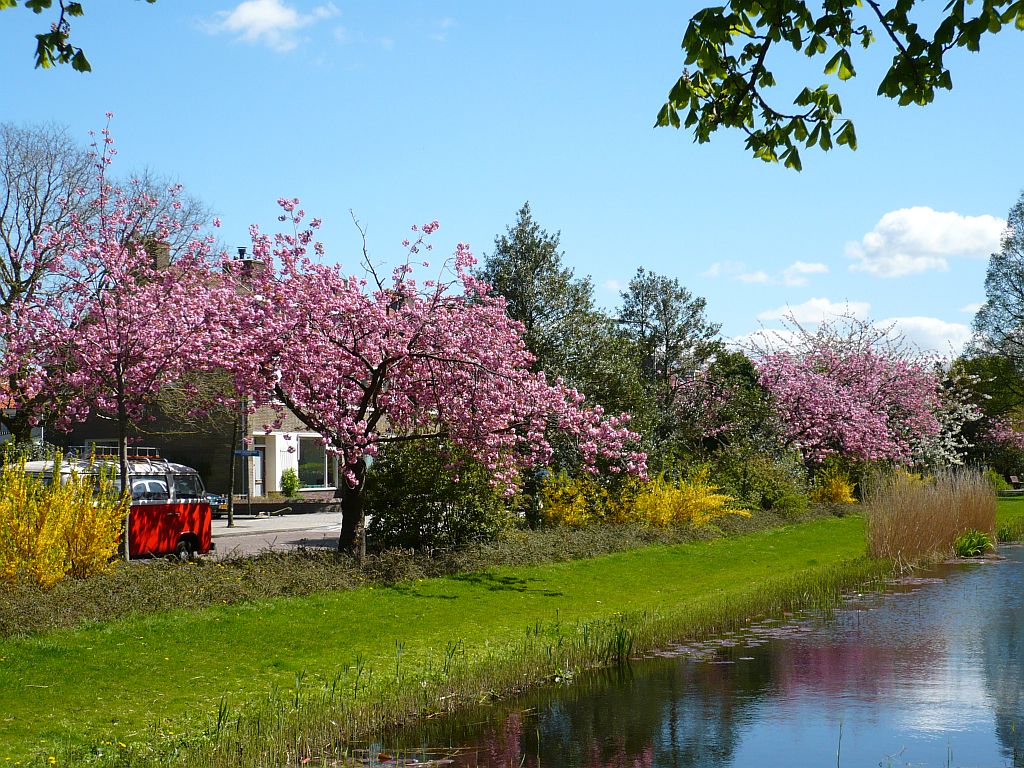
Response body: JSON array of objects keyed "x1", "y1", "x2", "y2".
[
  {"x1": 1, "y1": 0, "x2": 156, "y2": 72},
  {"x1": 479, "y1": 203, "x2": 645, "y2": 416},
  {"x1": 974, "y1": 191, "x2": 1024, "y2": 383},
  {"x1": 479, "y1": 203, "x2": 596, "y2": 378},
  {"x1": 616, "y1": 268, "x2": 721, "y2": 461},
  {"x1": 657, "y1": 1, "x2": 1024, "y2": 169}
]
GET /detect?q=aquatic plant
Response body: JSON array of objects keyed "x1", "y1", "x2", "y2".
[{"x1": 953, "y1": 529, "x2": 992, "y2": 558}]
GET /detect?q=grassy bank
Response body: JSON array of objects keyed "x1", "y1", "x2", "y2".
[
  {"x1": 0, "y1": 506, "x2": 832, "y2": 639},
  {"x1": 0, "y1": 514, "x2": 877, "y2": 765},
  {"x1": 997, "y1": 494, "x2": 1024, "y2": 541}
]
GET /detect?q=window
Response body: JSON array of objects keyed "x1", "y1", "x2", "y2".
[
  {"x1": 172, "y1": 474, "x2": 204, "y2": 500},
  {"x1": 131, "y1": 476, "x2": 169, "y2": 501},
  {"x1": 297, "y1": 436, "x2": 336, "y2": 488}
]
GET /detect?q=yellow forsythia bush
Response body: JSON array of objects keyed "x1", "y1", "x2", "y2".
[
  {"x1": 541, "y1": 466, "x2": 747, "y2": 529},
  {"x1": 539, "y1": 471, "x2": 609, "y2": 527},
  {"x1": 629, "y1": 467, "x2": 747, "y2": 527},
  {"x1": 0, "y1": 457, "x2": 128, "y2": 587},
  {"x1": 808, "y1": 464, "x2": 857, "y2": 504}
]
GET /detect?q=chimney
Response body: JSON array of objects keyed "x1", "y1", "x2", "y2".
[{"x1": 223, "y1": 245, "x2": 266, "y2": 281}]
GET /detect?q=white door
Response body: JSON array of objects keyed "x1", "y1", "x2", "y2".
[{"x1": 253, "y1": 448, "x2": 265, "y2": 497}]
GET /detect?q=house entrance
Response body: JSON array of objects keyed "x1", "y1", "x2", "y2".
[{"x1": 253, "y1": 447, "x2": 265, "y2": 497}]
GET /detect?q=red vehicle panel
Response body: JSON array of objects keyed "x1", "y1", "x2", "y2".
[{"x1": 128, "y1": 500, "x2": 213, "y2": 559}]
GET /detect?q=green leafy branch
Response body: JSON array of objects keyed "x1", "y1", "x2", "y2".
[
  {"x1": 0, "y1": 0, "x2": 157, "y2": 72},
  {"x1": 657, "y1": 0, "x2": 1024, "y2": 170}
]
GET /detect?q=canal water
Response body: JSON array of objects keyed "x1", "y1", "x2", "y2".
[{"x1": 372, "y1": 546, "x2": 1024, "y2": 768}]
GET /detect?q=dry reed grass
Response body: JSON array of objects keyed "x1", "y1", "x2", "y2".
[{"x1": 864, "y1": 468, "x2": 996, "y2": 566}]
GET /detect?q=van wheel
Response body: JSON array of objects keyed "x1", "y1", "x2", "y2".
[{"x1": 174, "y1": 538, "x2": 196, "y2": 562}]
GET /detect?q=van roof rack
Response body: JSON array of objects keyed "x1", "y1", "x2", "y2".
[{"x1": 68, "y1": 445, "x2": 163, "y2": 461}]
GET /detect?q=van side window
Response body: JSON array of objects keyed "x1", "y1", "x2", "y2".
[
  {"x1": 131, "y1": 476, "x2": 169, "y2": 502},
  {"x1": 172, "y1": 474, "x2": 203, "y2": 500}
]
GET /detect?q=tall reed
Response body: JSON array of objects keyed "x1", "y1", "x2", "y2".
[{"x1": 864, "y1": 468, "x2": 996, "y2": 566}]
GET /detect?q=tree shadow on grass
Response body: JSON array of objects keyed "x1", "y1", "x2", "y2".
[
  {"x1": 385, "y1": 572, "x2": 564, "y2": 599},
  {"x1": 450, "y1": 571, "x2": 564, "y2": 597}
]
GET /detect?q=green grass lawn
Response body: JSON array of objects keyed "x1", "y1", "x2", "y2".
[
  {"x1": 0, "y1": 514, "x2": 870, "y2": 762},
  {"x1": 998, "y1": 494, "x2": 1024, "y2": 536}
]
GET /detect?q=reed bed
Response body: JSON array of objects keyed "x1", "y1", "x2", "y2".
[
  {"x1": 864, "y1": 468, "x2": 997, "y2": 566},
  {"x1": 48, "y1": 558, "x2": 887, "y2": 768}
]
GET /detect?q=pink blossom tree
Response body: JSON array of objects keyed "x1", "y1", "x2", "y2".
[
  {"x1": 753, "y1": 315, "x2": 943, "y2": 467},
  {"x1": 2, "y1": 124, "x2": 229, "y2": 519},
  {"x1": 230, "y1": 204, "x2": 646, "y2": 552}
]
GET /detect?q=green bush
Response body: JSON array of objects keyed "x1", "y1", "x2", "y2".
[
  {"x1": 984, "y1": 468, "x2": 1012, "y2": 491},
  {"x1": 712, "y1": 449, "x2": 809, "y2": 515},
  {"x1": 365, "y1": 442, "x2": 513, "y2": 551},
  {"x1": 280, "y1": 468, "x2": 300, "y2": 498},
  {"x1": 953, "y1": 528, "x2": 992, "y2": 558}
]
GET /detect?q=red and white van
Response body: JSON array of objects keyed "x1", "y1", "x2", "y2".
[{"x1": 25, "y1": 447, "x2": 214, "y2": 560}]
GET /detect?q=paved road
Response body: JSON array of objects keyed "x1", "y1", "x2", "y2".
[{"x1": 211, "y1": 510, "x2": 343, "y2": 557}]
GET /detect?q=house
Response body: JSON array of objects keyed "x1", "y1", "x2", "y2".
[{"x1": 60, "y1": 401, "x2": 340, "y2": 500}]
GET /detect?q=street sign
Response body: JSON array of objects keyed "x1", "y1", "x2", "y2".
[{"x1": 234, "y1": 449, "x2": 259, "y2": 457}]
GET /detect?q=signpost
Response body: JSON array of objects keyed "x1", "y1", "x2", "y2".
[{"x1": 233, "y1": 449, "x2": 259, "y2": 457}]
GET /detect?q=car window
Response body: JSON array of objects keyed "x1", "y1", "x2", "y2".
[
  {"x1": 172, "y1": 474, "x2": 203, "y2": 500},
  {"x1": 131, "y1": 475, "x2": 169, "y2": 501}
]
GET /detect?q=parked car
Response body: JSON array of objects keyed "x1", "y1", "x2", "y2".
[
  {"x1": 206, "y1": 491, "x2": 229, "y2": 519},
  {"x1": 24, "y1": 447, "x2": 214, "y2": 560}
]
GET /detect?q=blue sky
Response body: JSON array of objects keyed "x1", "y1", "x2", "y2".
[{"x1": 2, "y1": 0, "x2": 1021, "y2": 355}]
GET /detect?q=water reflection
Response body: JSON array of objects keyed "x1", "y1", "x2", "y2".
[{"x1": 379, "y1": 547, "x2": 1024, "y2": 768}]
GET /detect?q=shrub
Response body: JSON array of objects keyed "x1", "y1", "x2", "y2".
[
  {"x1": 539, "y1": 471, "x2": 609, "y2": 527},
  {"x1": 540, "y1": 466, "x2": 749, "y2": 530},
  {"x1": 762, "y1": 486, "x2": 810, "y2": 516},
  {"x1": 712, "y1": 449, "x2": 809, "y2": 515},
  {"x1": 984, "y1": 468, "x2": 1012, "y2": 491},
  {"x1": 953, "y1": 529, "x2": 992, "y2": 558},
  {"x1": 365, "y1": 442, "x2": 512, "y2": 551},
  {"x1": 0, "y1": 455, "x2": 127, "y2": 587},
  {"x1": 280, "y1": 468, "x2": 300, "y2": 498},
  {"x1": 864, "y1": 468, "x2": 996, "y2": 566},
  {"x1": 613, "y1": 466, "x2": 748, "y2": 528},
  {"x1": 997, "y1": 518, "x2": 1024, "y2": 543},
  {"x1": 809, "y1": 464, "x2": 857, "y2": 505}
]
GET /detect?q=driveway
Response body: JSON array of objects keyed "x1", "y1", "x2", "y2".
[{"x1": 211, "y1": 510, "x2": 343, "y2": 557}]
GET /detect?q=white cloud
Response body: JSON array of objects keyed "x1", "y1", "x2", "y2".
[
  {"x1": 880, "y1": 316, "x2": 973, "y2": 356},
  {"x1": 703, "y1": 260, "x2": 745, "y2": 278},
  {"x1": 737, "y1": 270, "x2": 771, "y2": 284},
  {"x1": 208, "y1": 0, "x2": 339, "y2": 52},
  {"x1": 847, "y1": 207, "x2": 1005, "y2": 278},
  {"x1": 432, "y1": 17, "x2": 456, "y2": 42},
  {"x1": 714, "y1": 260, "x2": 828, "y2": 286},
  {"x1": 781, "y1": 260, "x2": 828, "y2": 286},
  {"x1": 603, "y1": 279, "x2": 621, "y2": 292},
  {"x1": 757, "y1": 297, "x2": 871, "y2": 325},
  {"x1": 726, "y1": 327, "x2": 802, "y2": 353},
  {"x1": 959, "y1": 302, "x2": 984, "y2": 314}
]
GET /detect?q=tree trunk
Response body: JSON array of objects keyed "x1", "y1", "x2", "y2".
[
  {"x1": 337, "y1": 459, "x2": 368, "y2": 559},
  {"x1": 3, "y1": 410, "x2": 35, "y2": 447},
  {"x1": 117, "y1": 407, "x2": 131, "y2": 562},
  {"x1": 226, "y1": 415, "x2": 239, "y2": 528}
]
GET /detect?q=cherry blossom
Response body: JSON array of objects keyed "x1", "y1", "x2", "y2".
[
  {"x1": 226, "y1": 205, "x2": 646, "y2": 550},
  {"x1": 754, "y1": 316, "x2": 943, "y2": 466}
]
